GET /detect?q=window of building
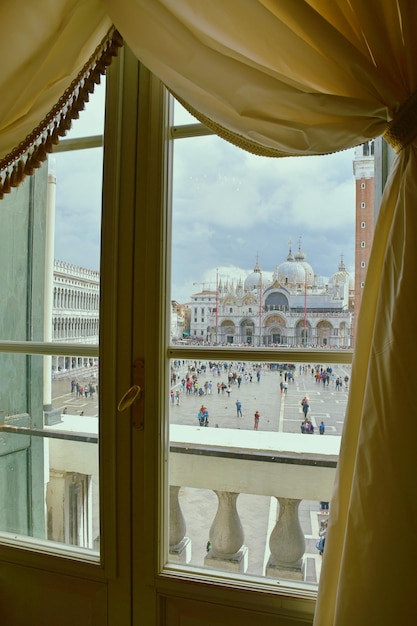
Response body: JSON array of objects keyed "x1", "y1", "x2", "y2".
[
  {"x1": 361, "y1": 241, "x2": 366, "y2": 248},
  {"x1": 361, "y1": 261, "x2": 366, "y2": 268},
  {"x1": 361, "y1": 201, "x2": 366, "y2": 208},
  {"x1": 361, "y1": 221, "x2": 366, "y2": 228},
  {"x1": 361, "y1": 281, "x2": 365, "y2": 288},
  {"x1": 361, "y1": 182, "x2": 366, "y2": 189}
]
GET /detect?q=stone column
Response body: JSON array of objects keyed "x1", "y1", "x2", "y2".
[
  {"x1": 205, "y1": 490, "x2": 248, "y2": 573},
  {"x1": 169, "y1": 485, "x2": 191, "y2": 563},
  {"x1": 265, "y1": 497, "x2": 305, "y2": 580}
]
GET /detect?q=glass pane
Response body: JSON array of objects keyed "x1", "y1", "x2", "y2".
[
  {"x1": 0, "y1": 352, "x2": 99, "y2": 553},
  {"x1": 168, "y1": 127, "x2": 362, "y2": 587},
  {"x1": 0, "y1": 85, "x2": 103, "y2": 558},
  {"x1": 171, "y1": 134, "x2": 356, "y2": 347},
  {"x1": 168, "y1": 358, "x2": 347, "y2": 584}
]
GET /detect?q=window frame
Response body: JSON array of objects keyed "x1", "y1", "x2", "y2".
[{"x1": 159, "y1": 85, "x2": 354, "y2": 607}]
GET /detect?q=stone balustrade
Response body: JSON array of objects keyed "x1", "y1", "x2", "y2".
[{"x1": 169, "y1": 424, "x2": 340, "y2": 580}]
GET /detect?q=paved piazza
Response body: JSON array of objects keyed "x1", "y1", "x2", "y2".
[{"x1": 169, "y1": 359, "x2": 351, "y2": 436}]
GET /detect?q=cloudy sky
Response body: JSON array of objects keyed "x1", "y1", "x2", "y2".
[{"x1": 52, "y1": 81, "x2": 356, "y2": 304}]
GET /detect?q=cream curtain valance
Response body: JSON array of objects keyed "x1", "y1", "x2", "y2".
[
  {"x1": 104, "y1": 0, "x2": 415, "y2": 156},
  {"x1": 1, "y1": 2, "x2": 417, "y2": 625},
  {"x1": 0, "y1": 0, "x2": 115, "y2": 195}
]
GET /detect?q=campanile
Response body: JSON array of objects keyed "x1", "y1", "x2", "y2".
[{"x1": 352, "y1": 141, "x2": 375, "y2": 345}]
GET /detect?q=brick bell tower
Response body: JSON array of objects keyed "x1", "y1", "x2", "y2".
[{"x1": 352, "y1": 140, "x2": 375, "y2": 345}]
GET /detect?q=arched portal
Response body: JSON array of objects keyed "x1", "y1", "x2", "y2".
[
  {"x1": 295, "y1": 320, "x2": 312, "y2": 346},
  {"x1": 264, "y1": 315, "x2": 287, "y2": 346},
  {"x1": 240, "y1": 318, "x2": 255, "y2": 345},
  {"x1": 220, "y1": 320, "x2": 236, "y2": 344},
  {"x1": 316, "y1": 320, "x2": 333, "y2": 346}
]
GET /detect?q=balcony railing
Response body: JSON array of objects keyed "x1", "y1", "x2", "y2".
[{"x1": 169, "y1": 424, "x2": 340, "y2": 582}]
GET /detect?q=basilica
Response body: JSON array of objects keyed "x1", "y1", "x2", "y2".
[{"x1": 189, "y1": 243, "x2": 354, "y2": 347}]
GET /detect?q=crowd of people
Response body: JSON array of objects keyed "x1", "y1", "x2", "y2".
[
  {"x1": 169, "y1": 360, "x2": 349, "y2": 436},
  {"x1": 70, "y1": 378, "x2": 96, "y2": 399}
]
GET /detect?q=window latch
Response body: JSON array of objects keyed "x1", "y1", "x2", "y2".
[{"x1": 117, "y1": 358, "x2": 144, "y2": 430}]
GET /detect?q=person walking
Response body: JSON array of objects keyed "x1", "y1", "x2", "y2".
[
  {"x1": 254, "y1": 410, "x2": 260, "y2": 430},
  {"x1": 319, "y1": 421, "x2": 325, "y2": 434},
  {"x1": 301, "y1": 396, "x2": 309, "y2": 418},
  {"x1": 236, "y1": 400, "x2": 242, "y2": 417}
]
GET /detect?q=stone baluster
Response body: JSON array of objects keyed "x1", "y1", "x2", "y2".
[
  {"x1": 265, "y1": 497, "x2": 305, "y2": 580},
  {"x1": 205, "y1": 490, "x2": 248, "y2": 573},
  {"x1": 169, "y1": 485, "x2": 191, "y2": 563}
]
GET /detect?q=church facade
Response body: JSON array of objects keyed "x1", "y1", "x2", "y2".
[{"x1": 190, "y1": 243, "x2": 354, "y2": 348}]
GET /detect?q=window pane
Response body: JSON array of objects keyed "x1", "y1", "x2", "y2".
[
  {"x1": 170, "y1": 134, "x2": 355, "y2": 347},
  {"x1": 0, "y1": 85, "x2": 103, "y2": 559},
  {"x1": 168, "y1": 124, "x2": 359, "y2": 589},
  {"x1": 0, "y1": 351, "x2": 99, "y2": 554},
  {"x1": 168, "y1": 358, "x2": 347, "y2": 584}
]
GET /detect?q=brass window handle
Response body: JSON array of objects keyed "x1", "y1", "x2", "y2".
[
  {"x1": 117, "y1": 359, "x2": 145, "y2": 429},
  {"x1": 117, "y1": 385, "x2": 142, "y2": 412}
]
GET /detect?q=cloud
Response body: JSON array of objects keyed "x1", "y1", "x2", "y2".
[
  {"x1": 53, "y1": 148, "x2": 103, "y2": 271},
  {"x1": 51, "y1": 86, "x2": 357, "y2": 304},
  {"x1": 172, "y1": 133, "x2": 355, "y2": 302}
]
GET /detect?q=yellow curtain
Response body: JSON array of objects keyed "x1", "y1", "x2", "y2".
[
  {"x1": 101, "y1": 2, "x2": 417, "y2": 624},
  {"x1": 1, "y1": 1, "x2": 417, "y2": 624}
]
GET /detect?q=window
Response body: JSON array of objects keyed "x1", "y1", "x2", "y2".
[
  {"x1": 361, "y1": 182, "x2": 366, "y2": 189},
  {"x1": 361, "y1": 281, "x2": 365, "y2": 288},
  {"x1": 361, "y1": 201, "x2": 366, "y2": 208},
  {"x1": 0, "y1": 54, "x2": 359, "y2": 624},
  {"x1": 0, "y1": 82, "x2": 105, "y2": 559},
  {"x1": 361, "y1": 241, "x2": 366, "y2": 248},
  {"x1": 361, "y1": 221, "x2": 366, "y2": 228},
  {"x1": 361, "y1": 261, "x2": 366, "y2": 268},
  {"x1": 168, "y1": 98, "x2": 353, "y2": 598}
]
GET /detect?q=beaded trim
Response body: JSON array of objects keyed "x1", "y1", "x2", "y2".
[{"x1": 0, "y1": 27, "x2": 123, "y2": 198}]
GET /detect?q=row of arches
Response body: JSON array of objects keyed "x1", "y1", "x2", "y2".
[
  {"x1": 54, "y1": 287, "x2": 99, "y2": 311},
  {"x1": 52, "y1": 316, "x2": 99, "y2": 340},
  {"x1": 214, "y1": 317, "x2": 351, "y2": 347}
]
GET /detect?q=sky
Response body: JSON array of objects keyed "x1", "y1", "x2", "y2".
[{"x1": 52, "y1": 80, "x2": 356, "y2": 304}]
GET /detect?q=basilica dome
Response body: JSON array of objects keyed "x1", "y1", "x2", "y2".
[
  {"x1": 329, "y1": 257, "x2": 354, "y2": 290},
  {"x1": 277, "y1": 246, "x2": 307, "y2": 286},
  {"x1": 294, "y1": 246, "x2": 315, "y2": 284},
  {"x1": 244, "y1": 259, "x2": 263, "y2": 291}
]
